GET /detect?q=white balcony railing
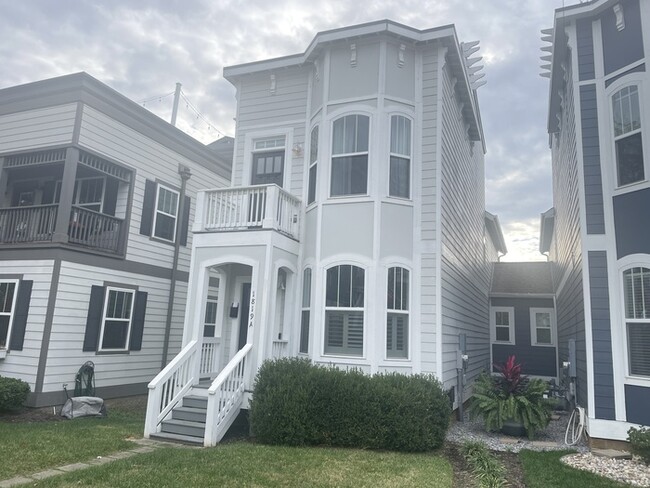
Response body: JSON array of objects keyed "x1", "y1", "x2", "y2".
[
  {"x1": 271, "y1": 339, "x2": 289, "y2": 359},
  {"x1": 198, "y1": 185, "x2": 301, "y2": 240},
  {"x1": 199, "y1": 337, "x2": 221, "y2": 377}
]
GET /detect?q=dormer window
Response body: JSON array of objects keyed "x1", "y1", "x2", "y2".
[
  {"x1": 330, "y1": 115, "x2": 369, "y2": 196},
  {"x1": 612, "y1": 85, "x2": 644, "y2": 186}
]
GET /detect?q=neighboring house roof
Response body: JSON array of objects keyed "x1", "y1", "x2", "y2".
[
  {"x1": 539, "y1": 207, "x2": 555, "y2": 254},
  {"x1": 491, "y1": 262, "x2": 554, "y2": 296},
  {"x1": 484, "y1": 211, "x2": 508, "y2": 255},
  {"x1": 0, "y1": 72, "x2": 232, "y2": 180},
  {"x1": 207, "y1": 136, "x2": 234, "y2": 166},
  {"x1": 223, "y1": 19, "x2": 484, "y2": 144}
]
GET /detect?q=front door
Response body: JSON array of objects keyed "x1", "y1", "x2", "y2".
[
  {"x1": 238, "y1": 283, "x2": 251, "y2": 350},
  {"x1": 251, "y1": 151, "x2": 284, "y2": 187}
]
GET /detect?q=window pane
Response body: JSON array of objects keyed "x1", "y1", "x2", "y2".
[
  {"x1": 347, "y1": 311, "x2": 364, "y2": 352},
  {"x1": 308, "y1": 164, "x2": 317, "y2": 204},
  {"x1": 0, "y1": 315, "x2": 9, "y2": 348},
  {"x1": 387, "y1": 268, "x2": 395, "y2": 309},
  {"x1": 356, "y1": 115, "x2": 369, "y2": 152},
  {"x1": 300, "y1": 310, "x2": 310, "y2": 353},
  {"x1": 617, "y1": 133, "x2": 644, "y2": 186},
  {"x1": 338, "y1": 265, "x2": 351, "y2": 307},
  {"x1": 310, "y1": 126, "x2": 319, "y2": 164},
  {"x1": 495, "y1": 311, "x2": 509, "y2": 326},
  {"x1": 204, "y1": 301, "x2": 218, "y2": 324},
  {"x1": 628, "y1": 323, "x2": 650, "y2": 376},
  {"x1": 326, "y1": 267, "x2": 339, "y2": 306},
  {"x1": 325, "y1": 311, "x2": 363, "y2": 355},
  {"x1": 154, "y1": 213, "x2": 176, "y2": 241},
  {"x1": 537, "y1": 328, "x2": 552, "y2": 344},
  {"x1": 332, "y1": 115, "x2": 369, "y2": 155},
  {"x1": 325, "y1": 311, "x2": 344, "y2": 350},
  {"x1": 203, "y1": 324, "x2": 216, "y2": 337},
  {"x1": 332, "y1": 117, "x2": 345, "y2": 155},
  {"x1": 157, "y1": 188, "x2": 178, "y2": 215},
  {"x1": 391, "y1": 116, "x2": 411, "y2": 156},
  {"x1": 0, "y1": 282, "x2": 16, "y2": 313},
  {"x1": 389, "y1": 156, "x2": 410, "y2": 198},
  {"x1": 331, "y1": 155, "x2": 368, "y2": 196},
  {"x1": 496, "y1": 326, "x2": 510, "y2": 342},
  {"x1": 351, "y1": 266, "x2": 365, "y2": 307},
  {"x1": 102, "y1": 320, "x2": 129, "y2": 349},
  {"x1": 536, "y1": 312, "x2": 551, "y2": 329},
  {"x1": 387, "y1": 313, "x2": 408, "y2": 358},
  {"x1": 302, "y1": 269, "x2": 311, "y2": 308}
]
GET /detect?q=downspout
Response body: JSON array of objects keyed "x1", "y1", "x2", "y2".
[{"x1": 161, "y1": 164, "x2": 192, "y2": 368}]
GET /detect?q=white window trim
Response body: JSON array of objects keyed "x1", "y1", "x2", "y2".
[
  {"x1": 620, "y1": 264, "x2": 650, "y2": 382},
  {"x1": 491, "y1": 306, "x2": 515, "y2": 345},
  {"x1": 329, "y1": 113, "x2": 371, "y2": 199},
  {"x1": 98, "y1": 286, "x2": 135, "y2": 352},
  {"x1": 529, "y1": 307, "x2": 556, "y2": 347},
  {"x1": 243, "y1": 128, "x2": 293, "y2": 191},
  {"x1": 0, "y1": 279, "x2": 19, "y2": 352},
  {"x1": 203, "y1": 296, "x2": 219, "y2": 338},
  {"x1": 152, "y1": 183, "x2": 180, "y2": 243},
  {"x1": 306, "y1": 126, "x2": 319, "y2": 207},
  {"x1": 385, "y1": 266, "x2": 410, "y2": 361},
  {"x1": 299, "y1": 267, "x2": 312, "y2": 355},
  {"x1": 387, "y1": 114, "x2": 413, "y2": 201}
]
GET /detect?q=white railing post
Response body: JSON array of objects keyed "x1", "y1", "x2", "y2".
[
  {"x1": 263, "y1": 185, "x2": 277, "y2": 229},
  {"x1": 193, "y1": 190, "x2": 206, "y2": 233}
]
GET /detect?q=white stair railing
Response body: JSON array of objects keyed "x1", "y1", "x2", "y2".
[
  {"x1": 203, "y1": 343, "x2": 253, "y2": 446},
  {"x1": 200, "y1": 337, "x2": 221, "y2": 377},
  {"x1": 144, "y1": 340, "x2": 199, "y2": 437}
]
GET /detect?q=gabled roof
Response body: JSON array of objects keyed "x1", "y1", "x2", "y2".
[
  {"x1": 491, "y1": 262, "x2": 554, "y2": 296},
  {"x1": 484, "y1": 211, "x2": 508, "y2": 255},
  {"x1": 223, "y1": 19, "x2": 484, "y2": 142},
  {"x1": 0, "y1": 72, "x2": 232, "y2": 179}
]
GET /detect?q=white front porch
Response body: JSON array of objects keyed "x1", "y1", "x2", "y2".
[{"x1": 144, "y1": 185, "x2": 301, "y2": 445}]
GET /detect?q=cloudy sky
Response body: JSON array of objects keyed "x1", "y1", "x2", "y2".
[{"x1": 0, "y1": 0, "x2": 572, "y2": 261}]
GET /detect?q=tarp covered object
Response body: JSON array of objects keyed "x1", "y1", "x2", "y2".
[{"x1": 60, "y1": 396, "x2": 107, "y2": 419}]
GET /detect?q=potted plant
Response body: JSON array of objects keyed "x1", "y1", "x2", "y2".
[{"x1": 469, "y1": 355, "x2": 551, "y2": 439}]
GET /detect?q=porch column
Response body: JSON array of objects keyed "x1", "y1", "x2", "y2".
[
  {"x1": 52, "y1": 147, "x2": 79, "y2": 243},
  {"x1": 0, "y1": 157, "x2": 8, "y2": 205}
]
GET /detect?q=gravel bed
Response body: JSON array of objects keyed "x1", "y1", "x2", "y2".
[
  {"x1": 562, "y1": 453, "x2": 650, "y2": 487},
  {"x1": 446, "y1": 410, "x2": 589, "y2": 453}
]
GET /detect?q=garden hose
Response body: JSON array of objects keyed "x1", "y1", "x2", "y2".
[{"x1": 565, "y1": 406, "x2": 585, "y2": 446}]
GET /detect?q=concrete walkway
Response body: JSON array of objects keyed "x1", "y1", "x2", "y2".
[{"x1": 0, "y1": 438, "x2": 195, "y2": 487}]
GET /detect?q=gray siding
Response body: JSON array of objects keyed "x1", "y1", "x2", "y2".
[
  {"x1": 491, "y1": 297, "x2": 557, "y2": 377},
  {"x1": 625, "y1": 384, "x2": 650, "y2": 425},
  {"x1": 419, "y1": 46, "x2": 439, "y2": 375},
  {"x1": 601, "y1": 0, "x2": 645, "y2": 76},
  {"x1": 550, "y1": 59, "x2": 589, "y2": 410},
  {"x1": 439, "y1": 60, "x2": 490, "y2": 390},
  {"x1": 587, "y1": 251, "x2": 616, "y2": 420},
  {"x1": 0, "y1": 104, "x2": 76, "y2": 153},
  {"x1": 613, "y1": 188, "x2": 650, "y2": 258},
  {"x1": 577, "y1": 19, "x2": 595, "y2": 81},
  {"x1": 579, "y1": 85, "x2": 605, "y2": 234}
]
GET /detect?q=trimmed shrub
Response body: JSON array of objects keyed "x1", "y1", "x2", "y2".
[
  {"x1": 0, "y1": 375, "x2": 30, "y2": 412},
  {"x1": 628, "y1": 426, "x2": 650, "y2": 465},
  {"x1": 250, "y1": 358, "x2": 451, "y2": 452}
]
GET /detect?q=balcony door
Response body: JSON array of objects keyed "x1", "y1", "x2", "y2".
[{"x1": 251, "y1": 151, "x2": 284, "y2": 187}]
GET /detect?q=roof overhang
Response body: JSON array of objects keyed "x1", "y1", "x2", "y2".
[
  {"x1": 539, "y1": 207, "x2": 556, "y2": 254},
  {"x1": 484, "y1": 211, "x2": 508, "y2": 255}
]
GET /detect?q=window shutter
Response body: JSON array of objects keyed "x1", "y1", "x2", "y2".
[
  {"x1": 83, "y1": 286, "x2": 105, "y2": 352},
  {"x1": 103, "y1": 178, "x2": 119, "y2": 217},
  {"x1": 180, "y1": 195, "x2": 191, "y2": 246},
  {"x1": 8, "y1": 280, "x2": 33, "y2": 351},
  {"x1": 129, "y1": 291, "x2": 148, "y2": 351},
  {"x1": 140, "y1": 180, "x2": 157, "y2": 236}
]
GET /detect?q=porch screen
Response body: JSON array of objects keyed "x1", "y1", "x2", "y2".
[{"x1": 324, "y1": 265, "x2": 364, "y2": 356}]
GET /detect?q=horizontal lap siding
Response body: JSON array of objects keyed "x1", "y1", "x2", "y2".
[
  {"x1": 42, "y1": 261, "x2": 186, "y2": 392},
  {"x1": 78, "y1": 106, "x2": 229, "y2": 272},
  {"x1": 420, "y1": 48, "x2": 439, "y2": 374},
  {"x1": 0, "y1": 260, "x2": 55, "y2": 389},
  {"x1": 439, "y1": 62, "x2": 490, "y2": 390},
  {"x1": 0, "y1": 104, "x2": 76, "y2": 153},
  {"x1": 550, "y1": 60, "x2": 588, "y2": 410},
  {"x1": 233, "y1": 68, "x2": 309, "y2": 199}
]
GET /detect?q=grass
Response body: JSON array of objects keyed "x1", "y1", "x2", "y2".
[
  {"x1": 27, "y1": 443, "x2": 453, "y2": 488},
  {"x1": 519, "y1": 450, "x2": 630, "y2": 488},
  {"x1": 0, "y1": 405, "x2": 144, "y2": 479}
]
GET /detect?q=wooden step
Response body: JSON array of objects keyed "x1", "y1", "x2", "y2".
[
  {"x1": 161, "y1": 418, "x2": 205, "y2": 438},
  {"x1": 183, "y1": 395, "x2": 208, "y2": 409},
  {"x1": 150, "y1": 432, "x2": 204, "y2": 445},
  {"x1": 172, "y1": 406, "x2": 207, "y2": 423}
]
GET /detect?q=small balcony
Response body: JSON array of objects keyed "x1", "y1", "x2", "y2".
[
  {"x1": 0, "y1": 204, "x2": 125, "y2": 254},
  {"x1": 196, "y1": 184, "x2": 301, "y2": 240}
]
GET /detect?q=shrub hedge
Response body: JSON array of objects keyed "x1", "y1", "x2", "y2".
[
  {"x1": 250, "y1": 358, "x2": 451, "y2": 452},
  {"x1": 628, "y1": 426, "x2": 650, "y2": 465},
  {"x1": 0, "y1": 375, "x2": 30, "y2": 412}
]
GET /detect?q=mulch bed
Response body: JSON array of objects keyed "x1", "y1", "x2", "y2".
[{"x1": 444, "y1": 442, "x2": 527, "y2": 487}]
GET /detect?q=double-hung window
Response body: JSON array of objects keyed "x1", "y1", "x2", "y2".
[
  {"x1": 492, "y1": 307, "x2": 514, "y2": 344},
  {"x1": 0, "y1": 280, "x2": 18, "y2": 350},
  {"x1": 324, "y1": 265, "x2": 365, "y2": 356},
  {"x1": 331, "y1": 115, "x2": 369, "y2": 196},
  {"x1": 623, "y1": 267, "x2": 650, "y2": 377},
  {"x1": 153, "y1": 185, "x2": 180, "y2": 242},
  {"x1": 389, "y1": 115, "x2": 411, "y2": 198},
  {"x1": 99, "y1": 287, "x2": 134, "y2": 351},
  {"x1": 386, "y1": 267, "x2": 409, "y2": 358},
  {"x1": 612, "y1": 85, "x2": 644, "y2": 186},
  {"x1": 300, "y1": 268, "x2": 311, "y2": 354},
  {"x1": 308, "y1": 127, "x2": 318, "y2": 205},
  {"x1": 530, "y1": 308, "x2": 554, "y2": 346}
]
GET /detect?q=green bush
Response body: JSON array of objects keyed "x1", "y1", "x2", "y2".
[
  {"x1": 628, "y1": 426, "x2": 650, "y2": 464},
  {"x1": 0, "y1": 375, "x2": 30, "y2": 412},
  {"x1": 250, "y1": 358, "x2": 451, "y2": 452}
]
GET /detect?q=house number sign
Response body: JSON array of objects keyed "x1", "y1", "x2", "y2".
[{"x1": 249, "y1": 290, "x2": 255, "y2": 328}]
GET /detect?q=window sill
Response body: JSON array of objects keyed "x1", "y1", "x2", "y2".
[
  {"x1": 324, "y1": 196, "x2": 373, "y2": 206},
  {"x1": 383, "y1": 197, "x2": 413, "y2": 206},
  {"x1": 95, "y1": 350, "x2": 131, "y2": 355},
  {"x1": 625, "y1": 375, "x2": 650, "y2": 387},
  {"x1": 531, "y1": 342, "x2": 556, "y2": 348},
  {"x1": 492, "y1": 340, "x2": 516, "y2": 346},
  {"x1": 148, "y1": 235, "x2": 177, "y2": 247},
  {"x1": 613, "y1": 179, "x2": 650, "y2": 197},
  {"x1": 383, "y1": 356, "x2": 410, "y2": 362},
  {"x1": 321, "y1": 353, "x2": 367, "y2": 361}
]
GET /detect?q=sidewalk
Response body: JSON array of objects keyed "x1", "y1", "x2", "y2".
[{"x1": 0, "y1": 438, "x2": 195, "y2": 487}]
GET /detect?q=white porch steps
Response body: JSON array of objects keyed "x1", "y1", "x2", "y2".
[{"x1": 151, "y1": 391, "x2": 209, "y2": 445}]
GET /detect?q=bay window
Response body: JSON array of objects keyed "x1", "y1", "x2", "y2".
[
  {"x1": 324, "y1": 265, "x2": 365, "y2": 356},
  {"x1": 330, "y1": 115, "x2": 369, "y2": 196},
  {"x1": 389, "y1": 115, "x2": 411, "y2": 198}
]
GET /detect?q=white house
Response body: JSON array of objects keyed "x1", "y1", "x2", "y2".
[
  {"x1": 0, "y1": 73, "x2": 231, "y2": 406},
  {"x1": 540, "y1": 0, "x2": 650, "y2": 444},
  {"x1": 144, "y1": 20, "x2": 506, "y2": 446}
]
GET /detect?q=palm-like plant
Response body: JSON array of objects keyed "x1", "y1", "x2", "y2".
[{"x1": 469, "y1": 355, "x2": 551, "y2": 439}]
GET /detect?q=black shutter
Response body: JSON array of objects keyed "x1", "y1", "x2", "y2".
[
  {"x1": 180, "y1": 195, "x2": 191, "y2": 246},
  {"x1": 129, "y1": 291, "x2": 148, "y2": 351},
  {"x1": 140, "y1": 180, "x2": 157, "y2": 236},
  {"x1": 8, "y1": 280, "x2": 33, "y2": 351},
  {"x1": 83, "y1": 286, "x2": 105, "y2": 352}
]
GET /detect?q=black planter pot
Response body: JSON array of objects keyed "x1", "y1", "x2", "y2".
[{"x1": 501, "y1": 418, "x2": 527, "y2": 437}]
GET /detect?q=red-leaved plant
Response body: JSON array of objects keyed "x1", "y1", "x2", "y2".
[{"x1": 493, "y1": 355, "x2": 528, "y2": 395}]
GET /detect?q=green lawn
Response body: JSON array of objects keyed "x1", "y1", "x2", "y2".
[
  {"x1": 519, "y1": 450, "x2": 630, "y2": 488},
  {"x1": 28, "y1": 443, "x2": 452, "y2": 488},
  {"x1": 0, "y1": 406, "x2": 144, "y2": 479}
]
